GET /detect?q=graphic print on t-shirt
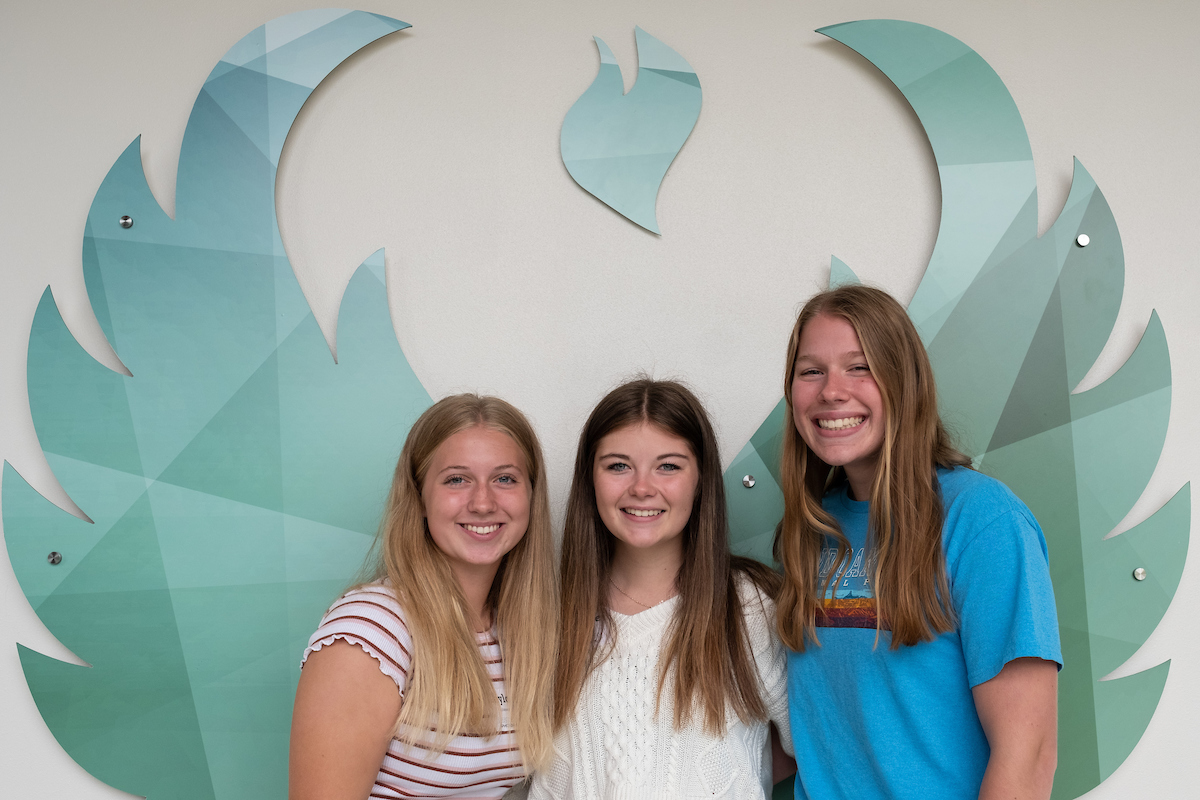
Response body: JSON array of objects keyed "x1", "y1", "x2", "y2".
[{"x1": 815, "y1": 545, "x2": 889, "y2": 630}]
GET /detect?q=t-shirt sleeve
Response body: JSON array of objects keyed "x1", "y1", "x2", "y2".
[
  {"x1": 301, "y1": 584, "x2": 412, "y2": 693},
  {"x1": 950, "y1": 500, "x2": 1063, "y2": 688}
]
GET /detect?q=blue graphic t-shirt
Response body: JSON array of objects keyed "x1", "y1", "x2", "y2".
[{"x1": 787, "y1": 466, "x2": 1061, "y2": 800}]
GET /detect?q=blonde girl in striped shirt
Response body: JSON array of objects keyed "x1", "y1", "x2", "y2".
[{"x1": 289, "y1": 395, "x2": 557, "y2": 799}]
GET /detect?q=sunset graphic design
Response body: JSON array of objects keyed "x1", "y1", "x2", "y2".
[
  {"x1": 816, "y1": 546, "x2": 889, "y2": 631},
  {"x1": 817, "y1": 595, "x2": 886, "y2": 630}
]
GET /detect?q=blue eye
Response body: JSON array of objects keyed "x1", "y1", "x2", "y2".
[
  {"x1": 496, "y1": 474, "x2": 517, "y2": 484},
  {"x1": 606, "y1": 462, "x2": 629, "y2": 472},
  {"x1": 445, "y1": 475, "x2": 466, "y2": 485},
  {"x1": 660, "y1": 463, "x2": 681, "y2": 472}
]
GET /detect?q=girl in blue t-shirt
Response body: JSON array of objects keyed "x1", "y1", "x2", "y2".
[{"x1": 775, "y1": 285, "x2": 1061, "y2": 799}]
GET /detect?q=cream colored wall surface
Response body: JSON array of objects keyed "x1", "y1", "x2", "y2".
[{"x1": 2, "y1": 1, "x2": 1197, "y2": 797}]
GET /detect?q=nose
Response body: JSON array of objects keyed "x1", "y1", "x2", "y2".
[
  {"x1": 819, "y1": 373, "x2": 849, "y2": 403},
  {"x1": 630, "y1": 469, "x2": 656, "y2": 498},
  {"x1": 468, "y1": 482, "x2": 497, "y2": 513}
]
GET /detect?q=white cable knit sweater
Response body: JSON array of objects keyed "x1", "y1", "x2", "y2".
[{"x1": 529, "y1": 579, "x2": 791, "y2": 800}]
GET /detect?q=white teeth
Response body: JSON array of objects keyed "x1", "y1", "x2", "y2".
[
  {"x1": 817, "y1": 416, "x2": 864, "y2": 430},
  {"x1": 624, "y1": 509, "x2": 663, "y2": 518},
  {"x1": 463, "y1": 523, "x2": 500, "y2": 534}
]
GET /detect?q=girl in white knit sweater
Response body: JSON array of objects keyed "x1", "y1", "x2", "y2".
[{"x1": 530, "y1": 379, "x2": 792, "y2": 800}]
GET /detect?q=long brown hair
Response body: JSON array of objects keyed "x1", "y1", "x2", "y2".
[
  {"x1": 775, "y1": 285, "x2": 970, "y2": 651},
  {"x1": 366, "y1": 394, "x2": 557, "y2": 771},
  {"x1": 554, "y1": 379, "x2": 780, "y2": 733}
]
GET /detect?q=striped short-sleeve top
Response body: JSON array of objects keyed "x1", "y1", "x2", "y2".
[{"x1": 301, "y1": 584, "x2": 525, "y2": 798}]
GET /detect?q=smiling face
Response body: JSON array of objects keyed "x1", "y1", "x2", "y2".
[
  {"x1": 421, "y1": 425, "x2": 531, "y2": 590},
  {"x1": 791, "y1": 313, "x2": 887, "y2": 500},
  {"x1": 593, "y1": 421, "x2": 700, "y2": 562}
]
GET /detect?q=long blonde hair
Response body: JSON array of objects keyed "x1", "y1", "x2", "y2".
[
  {"x1": 366, "y1": 394, "x2": 557, "y2": 770},
  {"x1": 776, "y1": 286, "x2": 970, "y2": 651},
  {"x1": 554, "y1": 379, "x2": 780, "y2": 734}
]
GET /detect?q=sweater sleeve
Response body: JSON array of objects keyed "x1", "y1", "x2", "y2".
[
  {"x1": 740, "y1": 579, "x2": 793, "y2": 757},
  {"x1": 301, "y1": 584, "x2": 413, "y2": 693}
]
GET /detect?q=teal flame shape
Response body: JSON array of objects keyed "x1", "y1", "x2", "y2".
[
  {"x1": 560, "y1": 26, "x2": 702, "y2": 234},
  {"x1": 2, "y1": 10, "x2": 428, "y2": 798},
  {"x1": 729, "y1": 20, "x2": 1189, "y2": 800}
]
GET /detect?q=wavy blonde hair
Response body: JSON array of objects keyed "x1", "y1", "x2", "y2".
[
  {"x1": 775, "y1": 286, "x2": 970, "y2": 651},
  {"x1": 364, "y1": 394, "x2": 557, "y2": 771}
]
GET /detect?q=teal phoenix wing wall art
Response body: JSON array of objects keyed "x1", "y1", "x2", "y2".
[
  {"x1": 560, "y1": 27, "x2": 702, "y2": 234},
  {"x1": 726, "y1": 21, "x2": 1188, "y2": 800},
  {"x1": 2, "y1": 10, "x2": 431, "y2": 799}
]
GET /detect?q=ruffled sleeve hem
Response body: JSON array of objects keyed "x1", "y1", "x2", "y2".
[{"x1": 302, "y1": 633, "x2": 406, "y2": 693}]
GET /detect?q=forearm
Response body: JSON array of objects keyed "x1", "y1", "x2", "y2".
[{"x1": 977, "y1": 734, "x2": 1056, "y2": 800}]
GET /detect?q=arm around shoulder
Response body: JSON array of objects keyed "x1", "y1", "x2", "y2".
[
  {"x1": 972, "y1": 657, "x2": 1058, "y2": 800},
  {"x1": 289, "y1": 640, "x2": 402, "y2": 800}
]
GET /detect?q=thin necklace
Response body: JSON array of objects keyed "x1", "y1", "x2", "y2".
[{"x1": 609, "y1": 577, "x2": 676, "y2": 610}]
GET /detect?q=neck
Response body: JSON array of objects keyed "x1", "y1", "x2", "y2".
[
  {"x1": 609, "y1": 539, "x2": 682, "y2": 607},
  {"x1": 844, "y1": 461, "x2": 878, "y2": 502},
  {"x1": 450, "y1": 562, "x2": 500, "y2": 632}
]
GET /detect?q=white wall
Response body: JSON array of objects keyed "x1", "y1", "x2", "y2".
[{"x1": 2, "y1": 0, "x2": 1197, "y2": 796}]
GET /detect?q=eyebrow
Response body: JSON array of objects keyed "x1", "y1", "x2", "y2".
[
  {"x1": 437, "y1": 463, "x2": 520, "y2": 473},
  {"x1": 795, "y1": 350, "x2": 866, "y2": 361},
  {"x1": 597, "y1": 452, "x2": 692, "y2": 461}
]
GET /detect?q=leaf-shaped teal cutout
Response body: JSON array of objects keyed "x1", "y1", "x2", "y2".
[
  {"x1": 827, "y1": 255, "x2": 861, "y2": 290},
  {"x1": 3, "y1": 10, "x2": 428, "y2": 799},
  {"x1": 560, "y1": 26, "x2": 702, "y2": 234},
  {"x1": 728, "y1": 21, "x2": 1187, "y2": 799}
]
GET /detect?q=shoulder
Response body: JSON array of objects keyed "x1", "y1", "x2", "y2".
[
  {"x1": 939, "y1": 467, "x2": 1038, "y2": 527},
  {"x1": 938, "y1": 465, "x2": 1019, "y2": 505},
  {"x1": 321, "y1": 583, "x2": 411, "y2": 638},
  {"x1": 734, "y1": 570, "x2": 772, "y2": 603},
  {"x1": 302, "y1": 583, "x2": 413, "y2": 689},
  {"x1": 936, "y1": 467, "x2": 1046, "y2": 563},
  {"x1": 733, "y1": 567, "x2": 776, "y2": 610},
  {"x1": 732, "y1": 570, "x2": 778, "y2": 639}
]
